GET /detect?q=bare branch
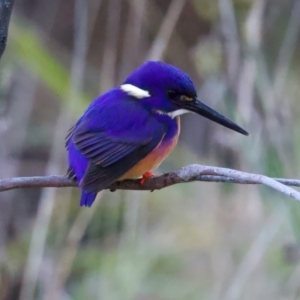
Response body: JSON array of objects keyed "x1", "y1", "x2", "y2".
[
  {"x1": 1, "y1": 164, "x2": 300, "y2": 202},
  {"x1": 0, "y1": 0, "x2": 15, "y2": 59}
]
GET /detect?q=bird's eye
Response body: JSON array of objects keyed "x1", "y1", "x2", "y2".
[
  {"x1": 180, "y1": 95, "x2": 194, "y2": 102},
  {"x1": 167, "y1": 90, "x2": 177, "y2": 100}
]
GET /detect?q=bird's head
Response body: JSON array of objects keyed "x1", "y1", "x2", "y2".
[{"x1": 121, "y1": 61, "x2": 248, "y2": 135}]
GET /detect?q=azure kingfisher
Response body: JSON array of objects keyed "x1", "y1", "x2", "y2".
[{"x1": 66, "y1": 61, "x2": 248, "y2": 207}]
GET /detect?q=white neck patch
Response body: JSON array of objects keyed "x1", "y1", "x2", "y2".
[
  {"x1": 168, "y1": 109, "x2": 190, "y2": 118},
  {"x1": 120, "y1": 84, "x2": 150, "y2": 99},
  {"x1": 155, "y1": 109, "x2": 190, "y2": 119}
]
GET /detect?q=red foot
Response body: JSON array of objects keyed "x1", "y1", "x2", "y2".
[{"x1": 140, "y1": 171, "x2": 154, "y2": 185}]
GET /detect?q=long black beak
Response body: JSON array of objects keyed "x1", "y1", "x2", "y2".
[{"x1": 185, "y1": 98, "x2": 249, "y2": 136}]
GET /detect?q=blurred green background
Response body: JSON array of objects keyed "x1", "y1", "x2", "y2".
[{"x1": 0, "y1": 0, "x2": 300, "y2": 299}]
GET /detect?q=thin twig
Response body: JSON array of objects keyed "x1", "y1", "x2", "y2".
[
  {"x1": 0, "y1": 0, "x2": 14, "y2": 59},
  {"x1": 218, "y1": 0, "x2": 240, "y2": 88},
  {"x1": 224, "y1": 213, "x2": 283, "y2": 300},
  {"x1": 147, "y1": 0, "x2": 186, "y2": 60},
  {"x1": 46, "y1": 193, "x2": 101, "y2": 299},
  {"x1": 99, "y1": 0, "x2": 121, "y2": 91},
  {"x1": 1, "y1": 164, "x2": 300, "y2": 201},
  {"x1": 273, "y1": 0, "x2": 300, "y2": 100}
]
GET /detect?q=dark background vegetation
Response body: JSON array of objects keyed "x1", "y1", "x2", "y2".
[{"x1": 0, "y1": 0, "x2": 300, "y2": 299}]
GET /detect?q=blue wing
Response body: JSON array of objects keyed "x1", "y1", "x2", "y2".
[{"x1": 67, "y1": 88, "x2": 167, "y2": 193}]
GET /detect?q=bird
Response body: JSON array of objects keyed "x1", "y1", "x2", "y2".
[{"x1": 66, "y1": 61, "x2": 248, "y2": 207}]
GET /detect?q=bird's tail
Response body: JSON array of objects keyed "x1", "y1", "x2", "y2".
[
  {"x1": 67, "y1": 138, "x2": 97, "y2": 207},
  {"x1": 80, "y1": 190, "x2": 97, "y2": 207}
]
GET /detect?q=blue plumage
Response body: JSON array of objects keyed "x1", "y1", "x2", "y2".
[
  {"x1": 66, "y1": 61, "x2": 248, "y2": 207},
  {"x1": 66, "y1": 87, "x2": 173, "y2": 206}
]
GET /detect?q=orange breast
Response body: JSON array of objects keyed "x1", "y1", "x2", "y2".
[{"x1": 120, "y1": 116, "x2": 180, "y2": 180}]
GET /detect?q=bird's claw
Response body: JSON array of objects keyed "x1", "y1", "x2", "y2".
[{"x1": 140, "y1": 171, "x2": 154, "y2": 185}]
